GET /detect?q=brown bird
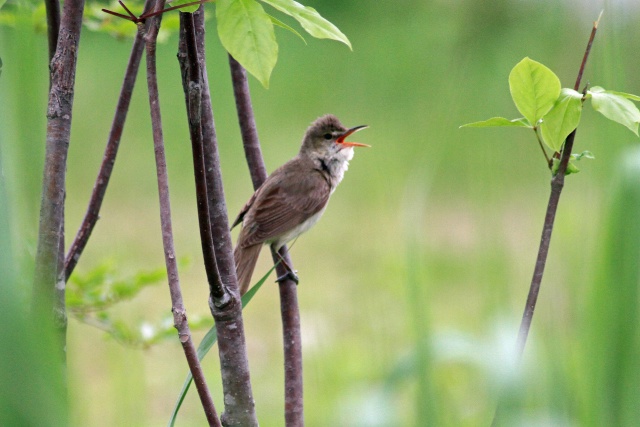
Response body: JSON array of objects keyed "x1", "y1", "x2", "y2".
[{"x1": 231, "y1": 114, "x2": 369, "y2": 295}]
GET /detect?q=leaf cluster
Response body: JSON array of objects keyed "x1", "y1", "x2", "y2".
[
  {"x1": 1, "y1": 0, "x2": 349, "y2": 87},
  {"x1": 216, "y1": 0, "x2": 350, "y2": 88},
  {"x1": 67, "y1": 260, "x2": 212, "y2": 348},
  {"x1": 462, "y1": 57, "x2": 640, "y2": 174}
]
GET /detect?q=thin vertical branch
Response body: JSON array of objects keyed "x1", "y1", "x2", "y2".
[
  {"x1": 177, "y1": 12, "x2": 229, "y2": 303},
  {"x1": 492, "y1": 14, "x2": 601, "y2": 427},
  {"x1": 228, "y1": 54, "x2": 304, "y2": 427},
  {"x1": 44, "y1": 0, "x2": 60, "y2": 63},
  {"x1": 192, "y1": 9, "x2": 259, "y2": 426},
  {"x1": 64, "y1": 0, "x2": 154, "y2": 281},
  {"x1": 32, "y1": 0, "x2": 86, "y2": 358},
  {"x1": 514, "y1": 15, "x2": 600, "y2": 358},
  {"x1": 143, "y1": 6, "x2": 218, "y2": 425}
]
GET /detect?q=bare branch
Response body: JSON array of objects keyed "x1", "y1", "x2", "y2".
[
  {"x1": 33, "y1": 0, "x2": 86, "y2": 360},
  {"x1": 44, "y1": 0, "x2": 60, "y2": 63},
  {"x1": 193, "y1": 9, "x2": 259, "y2": 425},
  {"x1": 228, "y1": 54, "x2": 304, "y2": 426},
  {"x1": 65, "y1": 0, "x2": 154, "y2": 282},
  {"x1": 143, "y1": 6, "x2": 219, "y2": 425},
  {"x1": 177, "y1": 12, "x2": 230, "y2": 307}
]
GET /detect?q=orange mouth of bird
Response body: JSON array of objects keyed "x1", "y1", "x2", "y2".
[{"x1": 336, "y1": 125, "x2": 370, "y2": 147}]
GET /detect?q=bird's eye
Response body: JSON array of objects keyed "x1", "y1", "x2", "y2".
[{"x1": 323, "y1": 133, "x2": 333, "y2": 140}]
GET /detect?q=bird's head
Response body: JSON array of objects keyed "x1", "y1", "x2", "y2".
[{"x1": 300, "y1": 114, "x2": 369, "y2": 160}]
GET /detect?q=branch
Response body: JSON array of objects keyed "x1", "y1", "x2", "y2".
[
  {"x1": 177, "y1": 12, "x2": 229, "y2": 307},
  {"x1": 64, "y1": 0, "x2": 154, "y2": 282},
  {"x1": 101, "y1": 0, "x2": 210, "y2": 24},
  {"x1": 192, "y1": 9, "x2": 259, "y2": 425},
  {"x1": 492, "y1": 15, "x2": 601, "y2": 427},
  {"x1": 44, "y1": 0, "x2": 60, "y2": 63},
  {"x1": 228, "y1": 54, "x2": 304, "y2": 426},
  {"x1": 32, "y1": 0, "x2": 86, "y2": 359},
  {"x1": 143, "y1": 5, "x2": 219, "y2": 425},
  {"x1": 514, "y1": 14, "x2": 600, "y2": 358}
]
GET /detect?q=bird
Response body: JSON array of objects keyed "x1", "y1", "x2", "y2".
[{"x1": 231, "y1": 114, "x2": 369, "y2": 295}]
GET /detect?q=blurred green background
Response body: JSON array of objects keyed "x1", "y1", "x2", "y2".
[{"x1": 2, "y1": 0, "x2": 640, "y2": 425}]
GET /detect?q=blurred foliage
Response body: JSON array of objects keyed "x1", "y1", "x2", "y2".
[
  {"x1": 2, "y1": 0, "x2": 640, "y2": 426},
  {"x1": 67, "y1": 259, "x2": 214, "y2": 348},
  {"x1": 0, "y1": 122, "x2": 67, "y2": 426},
  {"x1": 578, "y1": 146, "x2": 640, "y2": 426}
]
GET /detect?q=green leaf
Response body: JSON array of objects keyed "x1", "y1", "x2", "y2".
[
  {"x1": 168, "y1": 265, "x2": 278, "y2": 427},
  {"x1": 0, "y1": 0, "x2": 6, "y2": 10},
  {"x1": 551, "y1": 158, "x2": 580, "y2": 176},
  {"x1": 509, "y1": 57, "x2": 561, "y2": 125},
  {"x1": 540, "y1": 88, "x2": 583, "y2": 152},
  {"x1": 217, "y1": 0, "x2": 278, "y2": 88},
  {"x1": 566, "y1": 160, "x2": 580, "y2": 175},
  {"x1": 589, "y1": 88, "x2": 640, "y2": 136},
  {"x1": 260, "y1": 0, "x2": 351, "y2": 49},
  {"x1": 590, "y1": 86, "x2": 640, "y2": 102},
  {"x1": 269, "y1": 13, "x2": 306, "y2": 44},
  {"x1": 169, "y1": 0, "x2": 203, "y2": 13},
  {"x1": 572, "y1": 150, "x2": 595, "y2": 161},
  {"x1": 460, "y1": 117, "x2": 531, "y2": 128}
]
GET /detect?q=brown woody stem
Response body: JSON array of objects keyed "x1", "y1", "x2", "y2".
[
  {"x1": 143, "y1": 5, "x2": 218, "y2": 425},
  {"x1": 515, "y1": 13, "x2": 600, "y2": 359},
  {"x1": 492, "y1": 13, "x2": 601, "y2": 427},
  {"x1": 177, "y1": 12, "x2": 229, "y2": 306},
  {"x1": 33, "y1": 0, "x2": 86, "y2": 362},
  {"x1": 191, "y1": 8, "x2": 259, "y2": 426},
  {"x1": 228, "y1": 54, "x2": 305, "y2": 427},
  {"x1": 65, "y1": 0, "x2": 153, "y2": 281},
  {"x1": 44, "y1": 0, "x2": 60, "y2": 63}
]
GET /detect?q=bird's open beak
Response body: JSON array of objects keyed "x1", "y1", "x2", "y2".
[{"x1": 336, "y1": 125, "x2": 370, "y2": 147}]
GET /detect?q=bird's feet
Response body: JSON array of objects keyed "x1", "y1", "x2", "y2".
[{"x1": 276, "y1": 269, "x2": 299, "y2": 284}]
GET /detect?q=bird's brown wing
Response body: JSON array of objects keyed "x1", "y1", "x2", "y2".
[
  {"x1": 230, "y1": 189, "x2": 258, "y2": 230},
  {"x1": 237, "y1": 163, "x2": 331, "y2": 248}
]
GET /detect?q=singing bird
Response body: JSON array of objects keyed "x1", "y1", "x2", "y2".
[{"x1": 231, "y1": 114, "x2": 369, "y2": 295}]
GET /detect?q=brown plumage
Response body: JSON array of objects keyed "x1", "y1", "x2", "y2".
[{"x1": 232, "y1": 115, "x2": 368, "y2": 295}]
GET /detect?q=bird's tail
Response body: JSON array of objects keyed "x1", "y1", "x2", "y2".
[{"x1": 234, "y1": 243, "x2": 262, "y2": 296}]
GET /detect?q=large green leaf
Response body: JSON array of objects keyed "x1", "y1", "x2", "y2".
[
  {"x1": 460, "y1": 117, "x2": 531, "y2": 128},
  {"x1": 217, "y1": 0, "x2": 278, "y2": 88},
  {"x1": 589, "y1": 87, "x2": 640, "y2": 136},
  {"x1": 540, "y1": 88, "x2": 583, "y2": 152},
  {"x1": 260, "y1": 0, "x2": 351, "y2": 49},
  {"x1": 509, "y1": 57, "x2": 561, "y2": 125},
  {"x1": 590, "y1": 86, "x2": 640, "y2": 102}
]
